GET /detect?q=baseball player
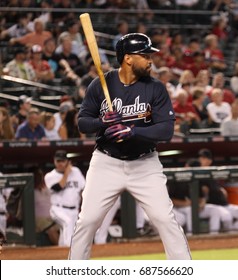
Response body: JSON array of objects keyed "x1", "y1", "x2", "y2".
[
  {"x1": 168, "y1": 158, "x2": 233, "y2": 235},
  {"x1": 44, "y1": 150, "x2": 85, "y2": 247},
  {"x1": 69, "y1": 33, "x2": 191, "y2": 259}
]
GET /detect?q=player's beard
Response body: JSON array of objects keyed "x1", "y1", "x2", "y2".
[{"x1": 132, "y1": 64, "x2": 151, "y2": 78}]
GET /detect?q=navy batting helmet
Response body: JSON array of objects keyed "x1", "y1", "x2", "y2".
[{"x1": 115, "y1": 33, "x2": 160, "y2": 64}]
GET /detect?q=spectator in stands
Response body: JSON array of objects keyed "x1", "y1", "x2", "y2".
[
  {"x1": 154, "y1": 43, "x2": 175, "y2": 68},
  {"x1": 183, "y1": 36, "x2": 202, "y2": 66},
  {"x1": 211, "y1": 15, "x2": 229, "y2": 45},
  {"x1": 151, "y1": 66, "x2": 176, "y2": 102},
  {"x1": 204, "y1": 34, "x2": 227, "y2": 73},
  {"x1": 206, "y1": 88, "x2": 232, "y2": 127},
  {"x1": 194, "y1": 69, "x2": 212, "y2": 96},
  {"x1": 40, "y1": 111, "x2": 61, "y2": 140},
  {"x1": 173, "y1": 89, "x2": 200, "y2": 134},
  {"x1": 207, "y1": 72, "x2": 235, "y2": 105},
  {"x1": 29, "y1": 44, "x2": 55, "y2": 83},
  {"x1": 53, "y1": 99, "x2": 74, "y2": 134},
  {"x1": 42, "y1": 37, "x2": 59, "y2": 75},
  {"x1": 3, "y1": 44, "x2": 36, "y2": 81},
  {"x1": 112, "y1": 20, "x2": 129, "y2": 50},
  {"x1": 188, "y1": 51, "x2": 209, "y2": 77},
  {"x1": 168, "y1": 158, "x2": 231, "y2": 235},
  {"x1": 0, "y1": 12, "x2": 31, "y2": 41},
  {"x1": 80, "y1": 57, "x2": 98, "y2": 87},
  {"x1": 32, "y1": 166, "x2": 59, "y2": 245},
  {"x1": 198, "y1": 148, "x2": 238, "y2": 231},
  {"x1": 221, "y1": 99, "x2": 238, "y2": 136},
  {"x1": 230, "y1": 62, "x2": 238, "y2": 97},
  {"x1": 69, "y1": 54, "x2": 108, "y2": 103},
  {"x1": 35, "y1": 0, "x2": 53, "y2": 27},
  {"x1": 10, "y1": 18, "x2": 52, "y2": 48},
  {"x1": 191, "y1": 86, "x2": 209, "y2": 128},
  {"x1": 175, "y1": 69, "x2": 195, "y2": 102},
  {"x1": 55, "y1": 36, "x2": 86, "y2": 80},
  {"x1": 0, "y1": 107, "x2": 14, "y2": 140},
  {"x1": 57, "y1": 19, "x2": 88, "y2": 63},
  {"x1": 15, "y1": 107, "x2": 47, "y2": 141},
  {"x1": 76, "y1": 58, "x2": 98, "y2": 104},
  {"x1": 151, "y1": 27, "x2": 171, "y2": 48},
  {"x1": 11, "y1": 95, "x2": 32, "y2": 131},
  {"x1": 151, "y1": 49, "x2": 167, "y2": 69},
  {"x1": 84, "y1": 37, "x2": 111, "y2": 69},
  {"x1": 170, "y1": 31, "x2": 187, "y2": 54},
  {"x1": 169, "y1": 47, "x2": 188, "y2": 79},
  {"x1": 135, "y1": 21, "x2": 148, "y2": 35},
  {"x1": 58, "y1": 108, "x2": 83, "y2": 140}
]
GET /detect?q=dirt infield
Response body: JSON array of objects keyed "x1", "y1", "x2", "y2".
[{"x1": 1, "y1": 233, "x2": 238, "y2": 260}]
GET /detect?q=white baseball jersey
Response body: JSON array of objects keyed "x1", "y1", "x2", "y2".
[
  {"x1": 44, "y1": 166, "x2": 85, "y2": 209},
  {"x1": 44, "y1": 166, "x2": 85, "y2": 246}
]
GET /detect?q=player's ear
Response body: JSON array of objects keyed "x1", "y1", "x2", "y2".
[{"x1": 124, "y1": 54, "x2": 132, "y2": 65}]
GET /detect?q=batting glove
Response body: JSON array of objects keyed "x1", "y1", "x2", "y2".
[
  {"x1": 102, "y1": 111, "x2": 122, "y2": 127},
  {"x1": 104, "y1": 124, "x2": 134, "y2": 142}
]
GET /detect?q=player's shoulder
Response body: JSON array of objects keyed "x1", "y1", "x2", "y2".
[
  {"x1": 105, "y1": 69, "x2": 118, "y2": 78},
  {"x1": 71, "y1": 166, "x2": 83, "y2": 175},
  {"x1": 90, "y1": 69, "x2": 117, "y2": 85},
  {"x1": 141, "y1": 75, "x2": 165, "y2": 87},
  {"x1": 44, "y1": 169, "x2": 57, "y2": 179}
]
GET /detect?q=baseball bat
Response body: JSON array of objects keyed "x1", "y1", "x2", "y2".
[{"x1": 79, "y1": 13, "x2": 113, "y2": 112}]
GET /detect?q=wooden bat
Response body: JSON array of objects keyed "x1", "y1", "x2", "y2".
[{"x1": 79, "y1": 13, "x2": 113, "y2": 112}]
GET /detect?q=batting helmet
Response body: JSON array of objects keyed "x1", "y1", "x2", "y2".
[{"x1": 115, "y1": 33, "x2": 160, "y2": 64}]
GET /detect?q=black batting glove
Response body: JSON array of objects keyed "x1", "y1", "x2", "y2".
[
  {"x1": 101, "y1": 111, "x2": 122, "y2": 127},
  {"x1": 104, "y1": 124, "x2": 134, "y2": 142}
]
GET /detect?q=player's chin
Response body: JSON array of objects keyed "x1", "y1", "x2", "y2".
[{"x1": 141, "y1": 67, "x2": 151, "y2": 77}]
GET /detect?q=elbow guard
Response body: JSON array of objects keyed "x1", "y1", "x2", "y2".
[{"x1": 51, "y1": 183, "x2": 62, "y2": 192}]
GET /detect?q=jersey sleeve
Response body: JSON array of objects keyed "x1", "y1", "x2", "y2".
[
  {"x1": 151, "y1": 81, "x2": 176, "y2": 124},
  {"x1": 78, "y1": 77, "x2": 104, "y2": 118},
  {"x1": 44, "y1": 171, "x2": 60, "y2": 190},
  {"x1": 77, "y1": 78, "x2": 106, "y2": 134}
]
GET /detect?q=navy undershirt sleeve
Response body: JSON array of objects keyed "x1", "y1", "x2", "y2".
[
  {"x1": 133, "y1": 120, "x2": 174, "y2": 143},
  {"x1": 51, "y1": 183, "x2": 62, "y2": 192},
  {"x1": 78, "y1": 117, "x2": 103, "y2": 134}
]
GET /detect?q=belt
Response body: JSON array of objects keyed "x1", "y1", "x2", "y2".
[
  {"x1": 55, "y1": 204, "x2": 76, "y2": 210},
  {"x1": 0, "y1": 212, "x2": 6, "y2": 215},
  {"x1": 97, "y1": 147, "x2": 156, "y2": 161}
]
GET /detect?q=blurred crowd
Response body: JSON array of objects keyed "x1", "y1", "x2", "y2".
[{"x1": 0, "y1": 1, "x2": 238, "y2": 140}]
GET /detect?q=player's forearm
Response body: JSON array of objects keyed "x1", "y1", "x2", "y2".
[
  {"x1": 78, "y1": 116, "x2": 103, "y2": 133},
  {"x1": 133, "y1": 120, "x2": 174, "y2": 143}
]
